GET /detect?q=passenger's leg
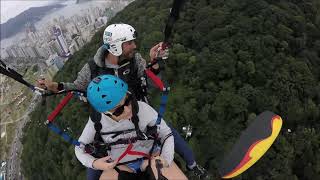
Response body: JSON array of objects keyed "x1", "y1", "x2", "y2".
[
  {"x1": 99, "y1": 169, "x2": 118, "y2": 180},
  {"x1": 169, "y1": 124, "x2": 196, "y2": 168},
  {"x1": 162, "y1": 162, "x2": 188, "y2": 180},
  {"x1": 169, "y1": 125, "x2": 211, "y2": 179},
  {"x1": 148, "y1": 159, "x2": 187, "y2": 180},
  {"x1": 86, "y1": 168, "x2": 102, "y2": 180}
]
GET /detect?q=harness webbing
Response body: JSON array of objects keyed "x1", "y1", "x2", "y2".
[
  {"x1": 156, "y1": 90, "x2": 170, "y2": 124},
  {"x1": 44, "y1": 92, "x2": 83, "y2": 146},
  {"x1": 100, "y1": 128, "x2": 136, "y2": 137},
  {"x1": 145, "y1": 69, "x2": 165, "y2": 90},
  {"x1": 47, "y1": 122, "x2": 81, "y2": 146},
  {"x1": 117, "y1": 144, "x2": 150, "y2": 163},
  {"x1": 48, "y1": 92, "x2": 74, "y2": 122}
]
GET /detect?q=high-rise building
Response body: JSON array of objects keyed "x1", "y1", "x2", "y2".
[
  {"x1": 49, "y1": 39, "x2": 64, "y2": 55},
  {"x1": 65, "y1": 22, "x2": 80, "y2": 35},
  {"x1": 24, "y1": 46, "x2": 39, "y2": 58},
  {"x1": 52, "y1": 25, "x2": 70, "y2": 57},
  {"x1": 8, "y1": 46, "x2": 26, "y2": 58},
  {"x1": 74, "y1": 36, "x2": 85, "y2": 48},
  {"x1": 1, "y1": 48, "x2": 9, "y2": 59},
  {"x1": 26, "y1": 32, "x2": 39, "y2": 44},
  {"x1": 6, "y1": 49, "x2": 15, "y2": 58},
  {"x1": 17, "y1": 46, "x2": 27, "y2": 57},
  {"x1": 35, "y1": 45, "x2": 50, "y2": 59}
]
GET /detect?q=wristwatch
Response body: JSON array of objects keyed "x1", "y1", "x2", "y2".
[{"x1": 57, "y1": 82, "x2": 64, "y2": 91}]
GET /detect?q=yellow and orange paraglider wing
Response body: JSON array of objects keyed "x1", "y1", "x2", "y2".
[{"x1": 219, "y1": 111, "x2": 283, "y2": 179}]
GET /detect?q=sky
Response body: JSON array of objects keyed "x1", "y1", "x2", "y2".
[{"x1": 0, "y1": 0, "x2": 56, "y2": 24}]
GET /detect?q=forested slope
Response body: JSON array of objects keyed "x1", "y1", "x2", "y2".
[{"x1": 21, "y1": 0, "x2": 320, "y2": 179}]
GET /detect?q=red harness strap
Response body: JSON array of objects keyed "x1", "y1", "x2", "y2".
[
  {"x1": 47, "y1": 92, "x2": 73, "y2": 122},
  {"x1": 145, "y1": 69, "x2": 165, "y2": 90},
  {"x1": 117, "y1": 143, "x2": 150, "y2": 163}
]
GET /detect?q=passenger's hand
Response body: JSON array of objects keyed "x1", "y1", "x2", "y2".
[
  {"x1": 92, "y1": 156, "x2": 117, "y2": 171},
  {"x1": 36, "y1": 78, "x2": 59, "y2": 92}
]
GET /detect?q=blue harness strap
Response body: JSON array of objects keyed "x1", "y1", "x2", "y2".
[
  {"x1": 47, "y1": 122, "x2": 80, "y2": 146},
  {"x1": 156, "y1": 88, "x2": 170, "y2": 125}
]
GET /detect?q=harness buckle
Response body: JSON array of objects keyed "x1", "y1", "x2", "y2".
[
  {"x1": 84, "y1": 144, "x2": 96, "y2": 155},
  {"x1": 137, "y1": 131, "x2": 148, "y2": 140}
]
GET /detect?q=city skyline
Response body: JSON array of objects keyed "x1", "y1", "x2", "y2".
[
  {"x1": 0, "y1": 0, "x2": 133, "y2": 52},
  {"x1": 1, "y1": 2, "x2": 113, "y2": 59}
]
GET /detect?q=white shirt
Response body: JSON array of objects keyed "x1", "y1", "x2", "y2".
[{"x1": 75, "y1": 101, "x2": 174, "y2": 169}]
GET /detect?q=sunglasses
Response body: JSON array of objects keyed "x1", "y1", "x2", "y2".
[{"x1": 105, "y1": 95, "x2": 132, "y2": 117}]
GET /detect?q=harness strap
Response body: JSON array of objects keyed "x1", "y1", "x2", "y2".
[
  {"x1": 100, "y1": 125, "x2": 158, "y2": 149},
  {"x1": 47, "y1": 122, "x2": 80, "y2": 146},
  {"x1": 45, "y1": 92, "x2": 87, "y2": 147},
  {"x1": 160, "y1": 133, "x2": 173, "y2": 155},
  {"x1": 47, "y1": 92, "x2": 73, "y2": 122},
  {"x1": 117, "y1": 144, "x2": 150, "y2": 163},
  {"x1": 156, "y1": 90, "x2": 170, "y2": 124},
  {"x1": 145, "y1": 69, "x2": 165, "y2": 91},
  {"x1": 100, "y1": 128, "x2": 135, "y2": 137},
  {"x1": 117, "y1": 157, "x2": 149, "y2": 166},
  {"x1": 131, "y1": 95, "x2": 149, "y2": 140},
  {"x1": 88, "y1": 59, "x2": 100, "y2": 79}
]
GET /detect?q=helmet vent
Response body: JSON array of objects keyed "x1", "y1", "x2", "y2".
[
  {"x1": 114, "y1": 80, "x2": 117, "y2": 84},
  {"x1": 102, "y1": 95, "x2": 107, "y2": 98},
  {"x1": 97, "y1": 87, "x2": 100, "y2": 92},
  {"x1": 106, "y1": 101, "x2": 111, "y2": 104},
  {"x1": 104, "y1": 77, "x2": 109, "y2": 80},
  {"x1": 121, "y1": 83, "x2": 124, "y2": 87}
]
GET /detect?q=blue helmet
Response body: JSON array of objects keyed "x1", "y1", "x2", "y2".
[{"x1": 87, "y1": 75, "x2": 128, "y2": 113}]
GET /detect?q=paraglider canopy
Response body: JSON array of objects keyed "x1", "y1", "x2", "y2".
[{"x1": 219, "y1": 111, "x2": 283, "y2": 178}]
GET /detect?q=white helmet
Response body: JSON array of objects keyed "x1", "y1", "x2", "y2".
[{"x1": 103, "y1": 23, "x2": 137, "y2": 56}]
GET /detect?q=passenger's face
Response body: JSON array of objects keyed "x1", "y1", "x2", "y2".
[
  {"x1": 105, "y1": 94, "x2": 133, "y2": 121},
  {"x1": 121, "y1": 40, "x2": 136, "y2": 59}
]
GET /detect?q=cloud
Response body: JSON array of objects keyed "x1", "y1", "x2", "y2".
[{"x1": 1, "y1": 0, "x2": 54, "y2": 23}]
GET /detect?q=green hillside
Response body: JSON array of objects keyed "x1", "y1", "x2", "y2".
[{"x1": 21, "y1": 0, "x2": 320, "y2": 179}]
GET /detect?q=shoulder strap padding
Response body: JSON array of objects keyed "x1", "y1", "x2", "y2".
[{"x1": 88, "y1": 59, "x2": 99, "y2": 80}]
